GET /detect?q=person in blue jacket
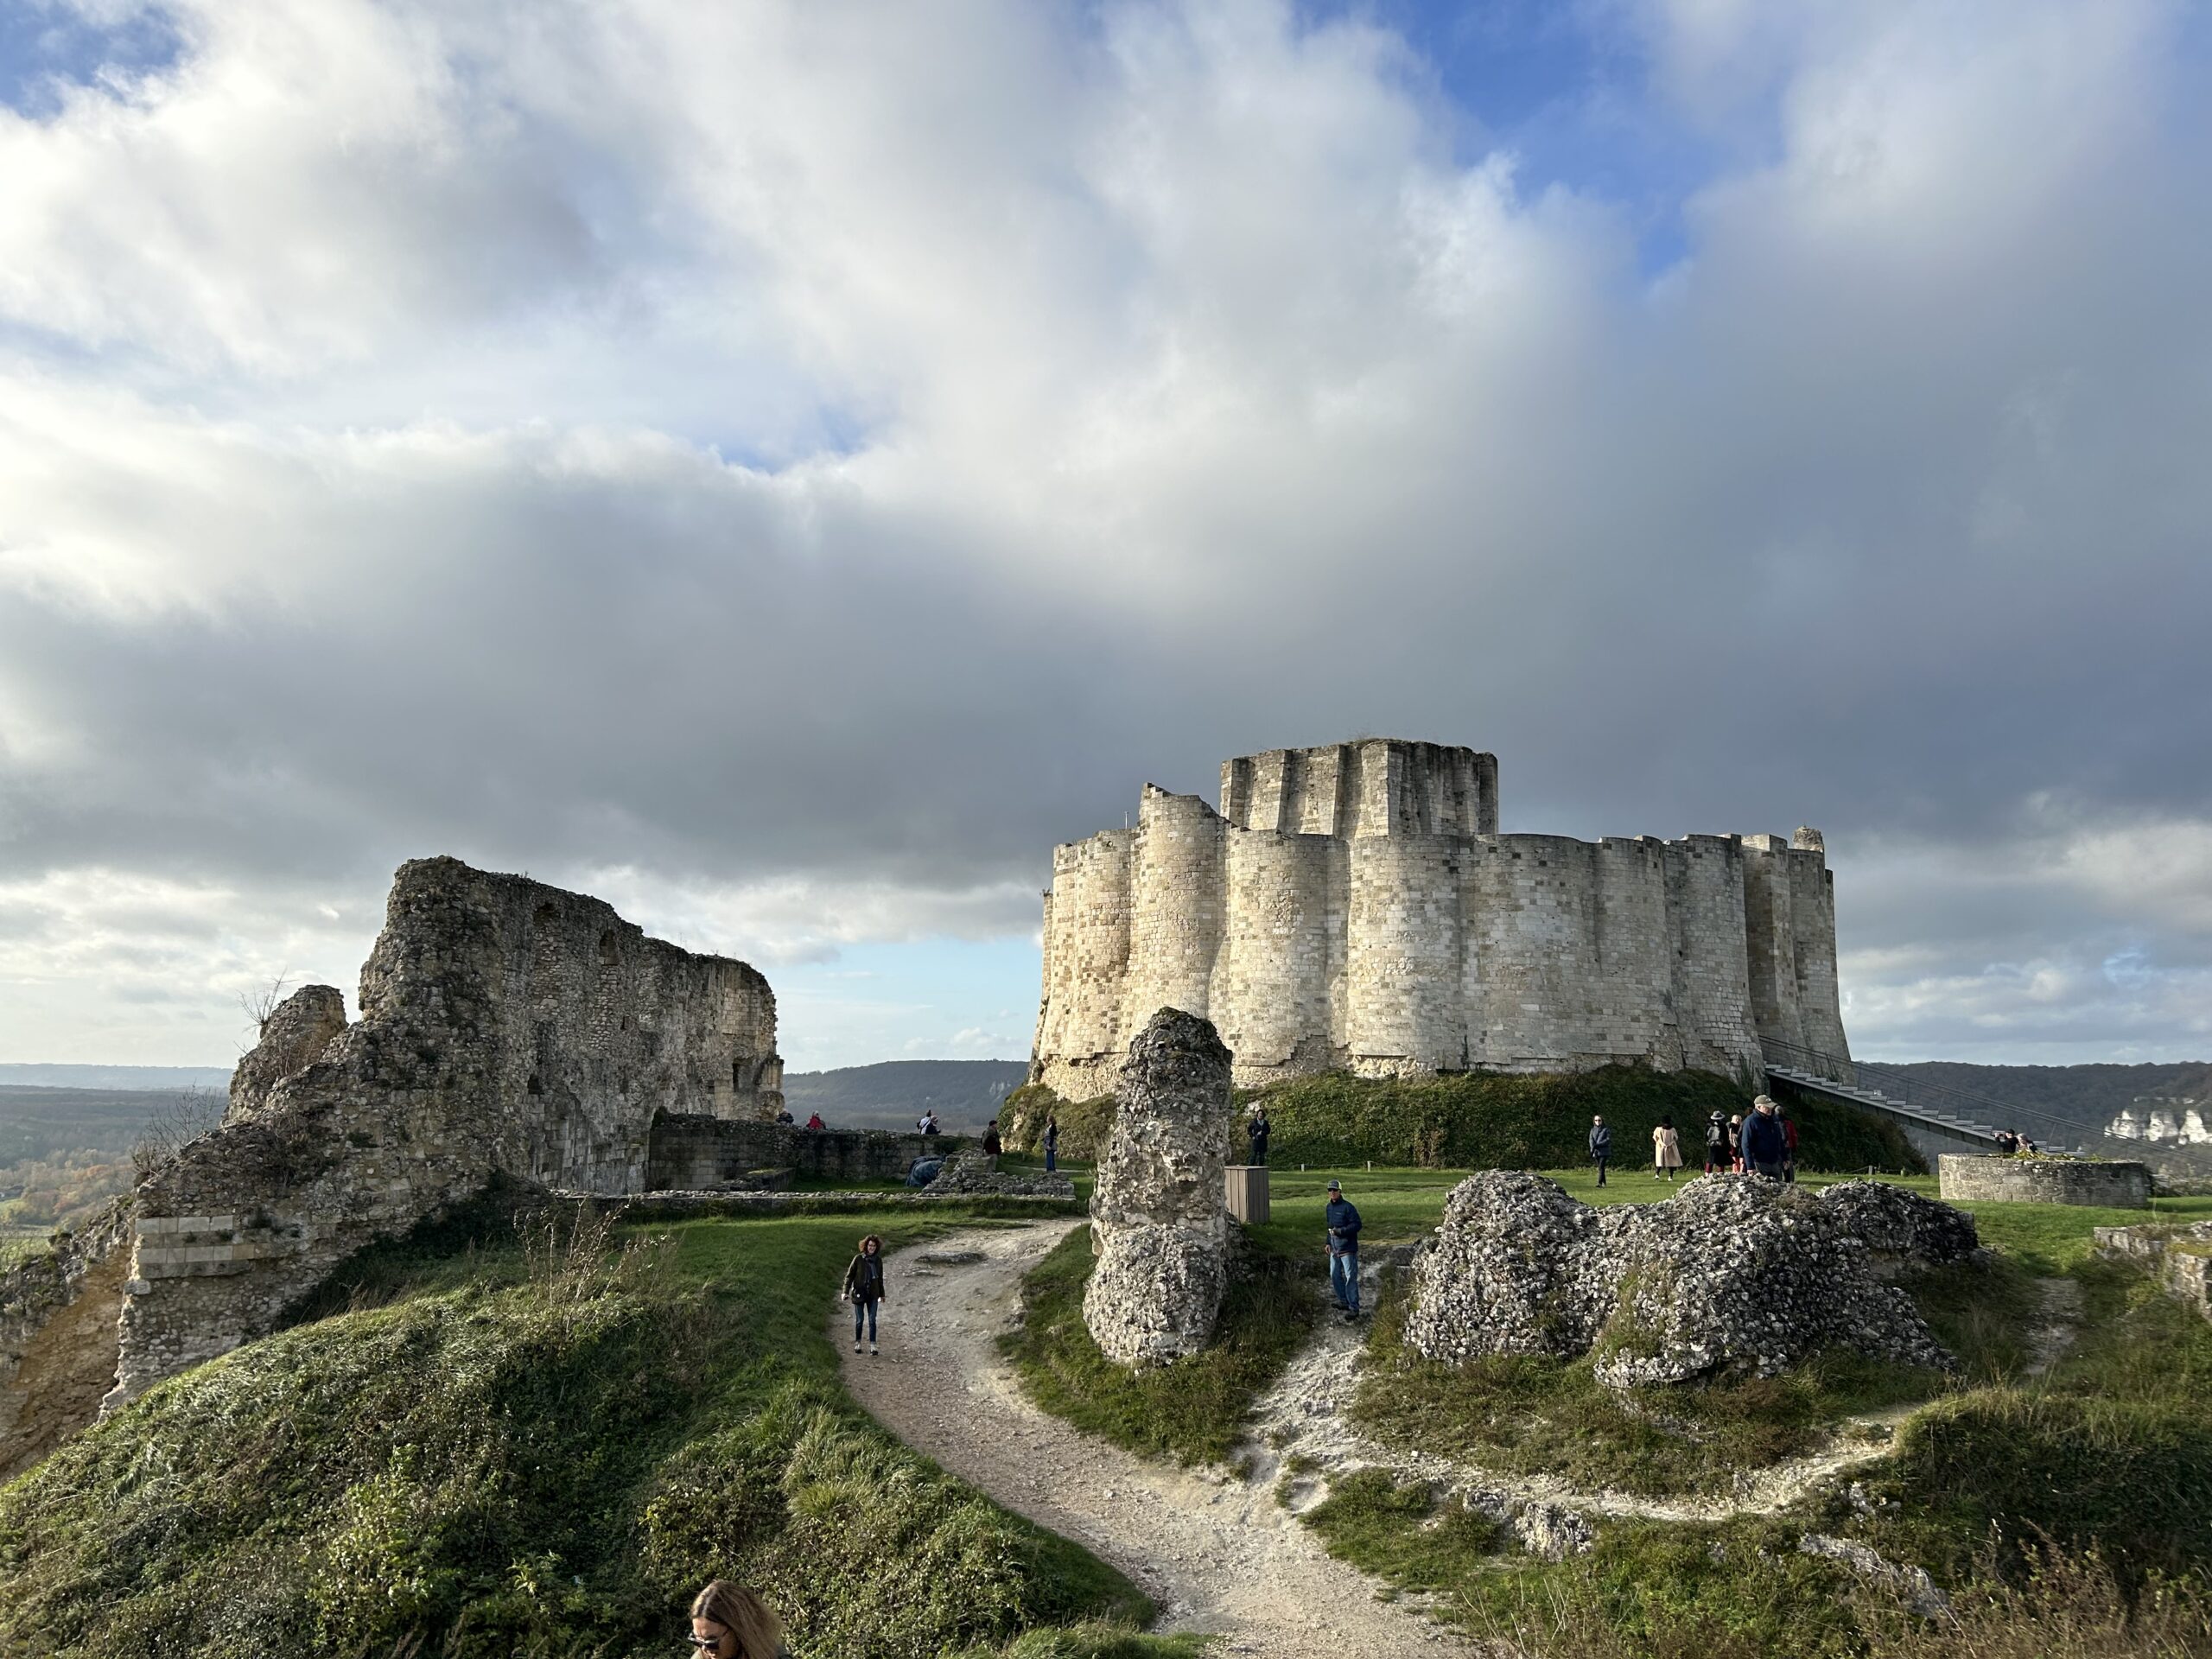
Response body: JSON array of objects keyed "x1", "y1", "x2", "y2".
[
  {"x1": 1325, "y1": 1179, "x2": 1363, "y2": 1321},
  {"x1": 1740, "y1": 1095, "x2": 1789, "y2": 1179}
]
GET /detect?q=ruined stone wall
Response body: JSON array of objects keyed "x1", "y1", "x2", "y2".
[
  {"x1": 111, "y1": 856, "x2": 782, "y2": 1404},
  {"x1": 1031, "y1": 740, "x2": 1845, "y2": 1096},
  {"x1": 645, "y1": 1117, "x2": 964, "y2": 1188},
  {"x1": 0, "y1": 1201, "x2": 134, "y2": 1480},
  {"x1": 1939, "y1": 1155, "x2": 2151, "y2": 1208}
]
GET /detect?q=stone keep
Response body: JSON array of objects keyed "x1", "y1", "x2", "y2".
[
  {"x1": 35, "y1": 855, "x2": 783, "y2": 1416},
  {"x1": 1083, "y1": 1008, "x2": 1234, "y2": 1368},
  {"x1": 1031, "y1": 739, "x2": 1850, "y2": 1096}
]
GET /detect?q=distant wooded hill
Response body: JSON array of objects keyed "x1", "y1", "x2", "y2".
[
  {"x1": 779, "y1": 1059, "x2": 1032, "y2": 1131},
  {"x1": 1878, "y1": 1060, "x2": 2212, "y2": 1134}
]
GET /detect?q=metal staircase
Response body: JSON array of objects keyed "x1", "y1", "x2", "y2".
[{"x1": 1759, "y1": 1039, "x2": 2082, "y2": 1154}]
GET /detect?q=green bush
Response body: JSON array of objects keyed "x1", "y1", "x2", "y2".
[{"x1": 999, "y1": 1084, "x2": 1120, "y2": 1162}]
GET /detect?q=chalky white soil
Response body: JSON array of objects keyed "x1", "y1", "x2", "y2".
[{"x1": 834, "y1": 1222, "x2": 1476, "y2": 1659}]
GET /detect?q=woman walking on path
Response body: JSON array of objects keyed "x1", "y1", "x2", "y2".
[
  {"x1": 689, "y1": 1580, "x2": 788, "y2": 1659},
  {"x1": 1727, "y1": 1113, "x2": 1744, "y2": 1173},
  {"x1": 1043, "y1": 1116, "x2": 1060, "y2": 1173},
  {"x1": 843, "y1": 1234, "x2": 887, "y2": 1356},
  {"x1": 1652, "y1": 1116, "x2": 1682, "y2": 1182}
]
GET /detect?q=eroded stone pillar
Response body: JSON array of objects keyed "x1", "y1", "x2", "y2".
[{"x1": 1082, "y1": 1007, "x2": 1232, "y2": 1367}]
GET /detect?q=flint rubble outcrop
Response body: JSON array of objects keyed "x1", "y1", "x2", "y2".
[
  {"x1": 923, "y1": 1147, "x2": 1077, "y2": 1199},
  {"x1": 1083, "y1": 1008, "x2": 1234, "y2": 1368},
  {"x1": 1405, "y1": 1172, "x2": 1969, "y2": 1387}
]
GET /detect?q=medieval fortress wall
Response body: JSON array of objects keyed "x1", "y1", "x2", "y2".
[{"x1": 1033, "y1": 740, "x2": 1850, "y2": 1097}]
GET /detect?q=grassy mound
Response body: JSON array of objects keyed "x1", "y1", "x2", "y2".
[
  {"x1": 1349, "y1": 1251, "x2": 2037, "y2": 1498},
  {"x1": 1000, "y1": 1225, "x2": 1320, "y2": 1465},
  {"x1": 0, "y1": 1207, "x2": 1174, "y2": 1659},
  {"x1": 1839, "y1": 1249, "x2": 2212, "y2": 1584},
  {"x1": 1253, "y1": 1066, "x2": 1920, "y2": 1173},
  {"x1": 1004, "y1": 1067, "x2": 1923, "y2": 1176}
]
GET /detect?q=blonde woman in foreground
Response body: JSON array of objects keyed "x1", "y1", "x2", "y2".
[{"x1": 688, "y1": 1580, "x2": 788, "y2": 1659}]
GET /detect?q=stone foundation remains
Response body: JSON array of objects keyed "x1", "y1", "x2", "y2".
[
  {"x1": 1938, "y1": 1155, "x2": 2151, "y2": 1209},
  {"x1": 645, "y1": 1117, "x2": 959, "y2": 1189},
  {"x1": 1083, "y1": 1009, "x2": 1234, "y2": 1367},
  {"x1": 1404, "y1": 1173, "x2": 1966, "y2": 1386},
  {"x1": 1031, "y1": 739, "x2": 1848, "y2": 1096},
  {"x1": 2094, "y1": 1219, "x2": 2212, "y2": 1324}
]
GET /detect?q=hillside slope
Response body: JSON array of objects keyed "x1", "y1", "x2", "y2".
[
  {"x1": 1878, "y1": 1060, "x2": 2212, "y2": 1135},
  {"x1": 0, "y1": 1204, "x2": 1174, "y2": 1659},
  {"x1": 1001, "y1": 1067, "x2": 1923, "y2": 1175},
  {"x1": 782, "y1": 1059, "x2": 1032, "y2": 1132}
]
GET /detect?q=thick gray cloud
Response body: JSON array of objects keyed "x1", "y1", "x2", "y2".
[{"x1": 2, "y1": 0, "x2": 2209, "y2": 1064}]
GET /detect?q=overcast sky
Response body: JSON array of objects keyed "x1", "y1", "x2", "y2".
[{"x1": 2, "y1": 0, "x2": 2209, "y2": 1072}]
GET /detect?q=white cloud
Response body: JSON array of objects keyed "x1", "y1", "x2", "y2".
[{"x1": 0, "y1": 0, "x2": 2208, "y2": 1063}]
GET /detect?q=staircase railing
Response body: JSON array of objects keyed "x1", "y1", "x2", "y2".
[{"x1": 1759, "y1": 1037, "x2": 2086, "y2": 1144}]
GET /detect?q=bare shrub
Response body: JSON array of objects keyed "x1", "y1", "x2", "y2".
[
  {"x1": 238, "y1": 971, "x2": 294, "y2": 1042},
  {"x1": 131, "y1": 1084, "x2": 225, "y2": 1179}
]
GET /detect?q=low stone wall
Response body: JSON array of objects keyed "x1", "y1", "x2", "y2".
[
  {"x1": 612, "y1": 1189, "x2": 1083, "y2": 1222},
  {"x1": 2095, "y1": 1220, "x2": 2212, "y2": 1324},
  {"x1": 1938, "y1": 1155, "x2": 2150, "y2": 1208},
  {"x1": 644, "y1": 1116, "x2": 967, "y2": 1188}
]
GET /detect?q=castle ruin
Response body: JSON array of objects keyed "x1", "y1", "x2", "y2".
[
  {"x1": 2, "y1": 857, "x2": 783, "y2": 1470},
  {"x1": 1030, "y1": 740, "x2": 1849, "y2": 1096}
]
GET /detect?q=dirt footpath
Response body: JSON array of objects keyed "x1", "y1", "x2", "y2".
[{"x1": 833, "y1": 1222, "x2": 1474, "y2": 1659}]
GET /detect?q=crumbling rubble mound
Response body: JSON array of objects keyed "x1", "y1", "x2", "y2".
[
  {"x1": 924, "y1": 1148, "x2": 1077, "y2": 1199},
  {"x1": 1082, "y1": 1008, "x2": 1233, "y2": 1368},
  {"x1": 1407, "y1": 1173, "x2": 1963, "y2": 1388},
  {"x1": 1816, "y1": 1179, "x2": 1980, "y2": 1268}
]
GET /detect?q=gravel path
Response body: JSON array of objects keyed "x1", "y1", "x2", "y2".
[{"x1": 834, "y1": 1222, "x2": 1475, "y2": 1659}]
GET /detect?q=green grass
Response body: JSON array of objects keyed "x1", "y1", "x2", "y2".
[
  {"x1": 1351, "y1": 1317, "x2": 1933, "y2": 1498},
  {"x1": 1000, "y1": 1224, "x2": 1321, "y2": 1465},
  {"x1": 1344, "y1": 1249, "x2": 2044, "y2": 1499},
  {"x1": 0, "y1": 1202, "x2": 1181, "y2": 1659}
]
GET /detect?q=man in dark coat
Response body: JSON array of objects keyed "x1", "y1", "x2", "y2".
[
  {"x1": 1740, "y1": 1096, "x2": 1789, "y2": 1179},
  {"x1": 1587, "y1": 1115, "x2": 1612, "y2": 1186},
  {"x1": 1325, "y1": 1179, "x2": 1363, "y2": 1321},
  {"x1": 1248, "y1": 1107, "x2": 1272, "y2": 1166}
]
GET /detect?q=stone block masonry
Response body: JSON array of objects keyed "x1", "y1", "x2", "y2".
[
  {"x1": 1940, "y1": 1155, "x2": 2151, "y2": 1209},
  {"x1": 1032, "y1": 739, "x2": 1848, "y2": 1095},
  {"x1": 108, "y1": 856, "x2": 783, "y2": 1408}
]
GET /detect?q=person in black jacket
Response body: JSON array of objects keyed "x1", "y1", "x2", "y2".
[
  {"x1": 1703, "y1": 1111, "x2": 1728, "y2": 1174},
  {"x1": 1247, "y1": 1106, "x2": 1272, "y2": 1166},
  {"x1": 982, "y1": 1119, "x2": 1002, "y2": 1156},
  {"x1": 1325, "y1": 1179, "x2": 1363, "y2": 1321},
  {"x1": 1587, "y1": 1115, "x2": 1612, "y2": 1186},
  {"x1": 1043, "y1": 1116, "x2": 1059, "y2": 1173},
  {"x1": 842, "y1": 1234, "x2": 887, "y2": 1354}
]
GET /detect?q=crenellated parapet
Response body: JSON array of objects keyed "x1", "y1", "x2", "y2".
[{"x1": 1030, "y1": 741, "x2": 1849, "y2": 1097}]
